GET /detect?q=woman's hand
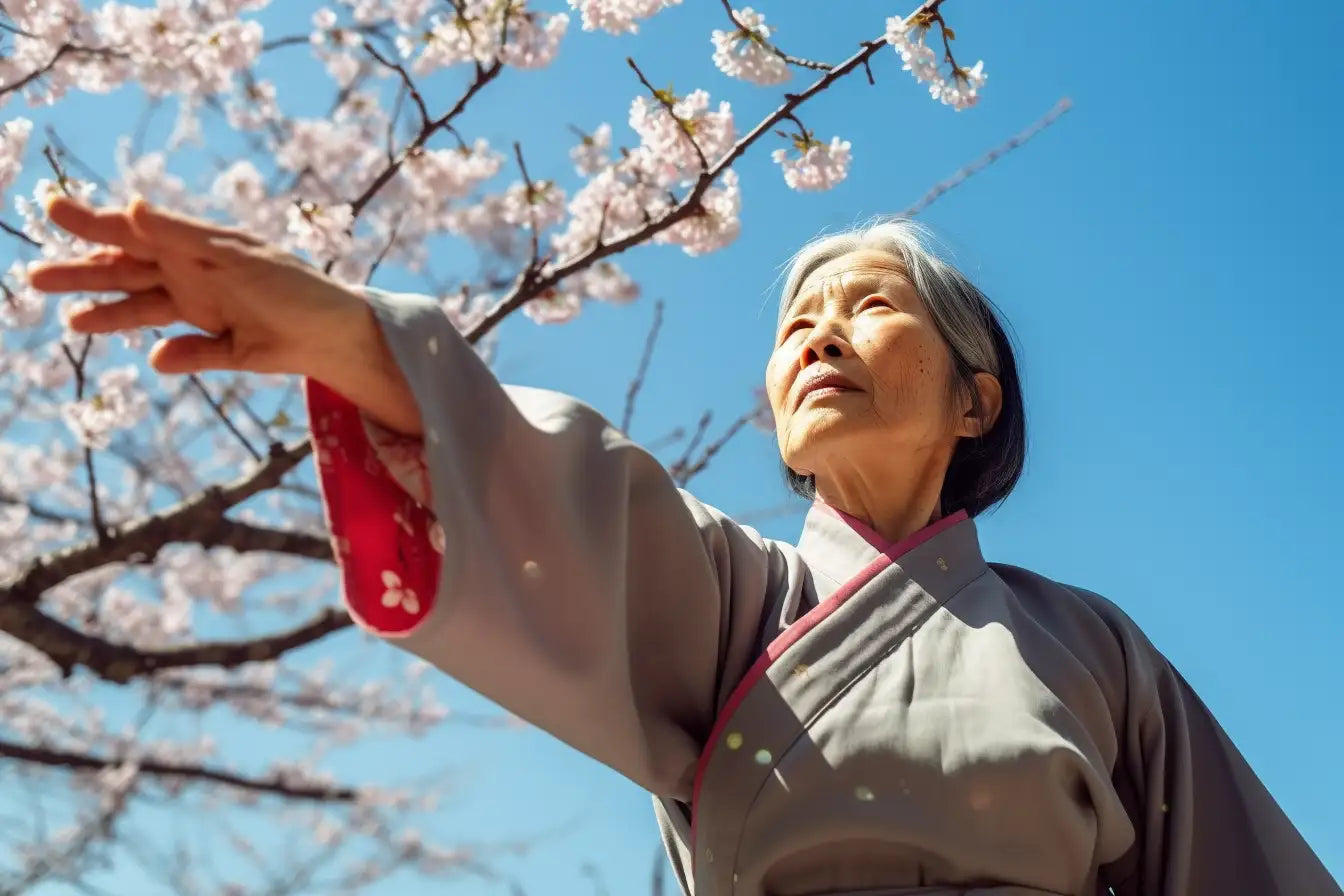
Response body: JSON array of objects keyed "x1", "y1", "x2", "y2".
[{"x1": 28, "y1": 196, "x2": 423, "y2": 436}]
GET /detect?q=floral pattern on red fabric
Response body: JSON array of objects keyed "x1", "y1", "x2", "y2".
[{"x1": 305, "y1": 378, "x2": 443, "y2": 637}]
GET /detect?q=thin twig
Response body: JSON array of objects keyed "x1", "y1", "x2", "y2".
[
  {"x1": 0, "y1": 217, "x2": 39, "y2": 247},
  {"x1": 365, "y1": 213, "x2": 404, "y2": 284},
  {"x1": 668, "y1": 411, "x2": 713, "y2": 482},
  {"x1": 900, "y1": 97, "x2": 1072, "y2": 218},
  {"x1": 512, "y1": 141, "x2": 543, "y2": 275},
  {"x1": 716, "y1": 0, "x2": 832, "y2": 72},
  {"x1": 673, "y1": 408, "x2": 757, "y2": 486},
  {"x1": 0, "y1": 43, "x2": 127, "y2": 99},
  {"x1": 59, "y1": 339, "x2": 107, "y2": 543},
  {"x1": 344, "y1": 60, "x2": 503, "y2": 220},
  {"x1": 0, "y1": 738, "x2": 358, "y2": 802},
  {"x1": 363, "y1": 38, "x2": 430, "y2": 130},
  {"x1": 627, "y1": 58, "x2": 710, "y2": 173},
  {"x1": 621, "y1": 300, "x2": 664, "y2": 434},
  {"x1": 164, "y1": 350, "x2": 263, "y2": 462}
]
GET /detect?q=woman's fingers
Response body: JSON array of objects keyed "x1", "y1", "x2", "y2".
[
  {"x1": 148, "y1": 332, "x2": 240, "y2": 375},
  {"x1": 44, "y1": 196, "x2": 156, "y2": 260},
  {"x1": 45, "y1": 196, "x2": 265, "y2": 267},
  {"x1": 28, "y1": 250, "x2": 163, "y2": 294},
  {"x1": 65, "y1": 288, "x2": 180, "y2": 334},
  {"x1": 127, "y1": 197, "x2": 263, "y2": 261}
]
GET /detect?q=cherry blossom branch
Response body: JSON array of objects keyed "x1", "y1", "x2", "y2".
[
  {"x1": 0, "y1": 42, "x2": 126, "y2": 99},
  {"x1": 621, "y1": 299, "x2": 664, "y2": 434},
  {"x1": 263, "y1": 23, "x2": 386, "y2": 54},
  {"x1": 0, "y1": 598, "x2": 349, "y2": 682},
  {"x1": 512, "y1": 141, "x2": 545, "y2": 274},
  {"x1": 900, "y1": 97, "x2": 1073, "y2": 217},
  {"x1": 670, "y1": 412, "x2": 712, "y2": 481},
  {"x1": 0, "y1": 217, "x2": 40, "y2": 247},
  {"x1": 715, "y1": 0, "x2": 832, "y2": 72},
  {"x1": 0, "y1": 762, "x2": 135, "y2": 896},
  {"x1": 58, "y1": 338, "x2": 107, "y2": 543},
  {"x1": 627, "y1": 58, "x2": 711, "y2": 174},
  {"x1": 669, "y1": 407, "x2": 756, "y2": 486},
  {"x1": 0, "y1": 739, "x2": 358, "y2": 801},
  {"x1": 465, "y1": 14, "x2": 909, "y2": 343},
  {"x1": 345, "y1": 60, "x2": 503, "y2": 220},
  {"x1": 195, "y1": 518, "x2": 332, "y2": 559},
  {"x1": 144, "y1": 338, "x2": 266, "y2": 462},
  {"x1": 362, "y1": 39, "x2": 430, "y2": 131},
  {"x1": 365, "y1": 212, "x2": 405, "y2": 284},
  {"x1": 0, "y1": 438, "x2": 313, "y2": 605}
]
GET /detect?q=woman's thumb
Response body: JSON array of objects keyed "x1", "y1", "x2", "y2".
[{"x1": 148, "y1": 332, "x2": 241, "y2": 375}]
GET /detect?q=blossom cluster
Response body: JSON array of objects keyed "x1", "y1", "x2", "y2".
[
  {"x1": 711, "y1": 7, "x2": 790, "y2": 86},
  {"x1": 0, "y1": 119, "x2": 34, "y2": 199},
  {"x1": 60, "y1": 365, "x2": 150, "y2": 450},
  {"x1": 393, "y1": 2, "x2": 569, "y2": 73},
  {"x1": 885, "y1": 15, "x2": 987, "y2": 110},
  {"x1": 567, "y1": 0, "x2": 683, "y2": 34},
  {"x1": 773, "y1": 136, "x2": 852, "y2": 191}
]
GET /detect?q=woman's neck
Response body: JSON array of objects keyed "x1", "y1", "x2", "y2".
[{"x1": 811, "y1": 446, "x2": 950, "y2": 544}]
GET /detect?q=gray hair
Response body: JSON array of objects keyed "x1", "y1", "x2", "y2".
[{"x1": 776, "y1": 218, "x2": 1027, "y2": 518}]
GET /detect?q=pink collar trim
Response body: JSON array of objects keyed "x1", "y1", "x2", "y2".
[
  {"x1": 689, "y1": 503, "x2": 971, "y2": 855},
  {"x1": 811, "y1": 501, "x2": 969, "y2": 557}
]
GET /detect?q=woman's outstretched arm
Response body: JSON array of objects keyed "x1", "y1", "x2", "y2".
[{"x1": 31, "y1": 196, "x2": 784, "y2": 799}]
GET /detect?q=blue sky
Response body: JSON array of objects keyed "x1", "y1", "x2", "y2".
[{"x1": 8, "y1": 0, "x2": 1342, "y2": 892}]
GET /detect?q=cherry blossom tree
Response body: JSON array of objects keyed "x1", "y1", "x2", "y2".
[{"x1": 0, "y1": 0, "x2": 1055, "y2": 891}]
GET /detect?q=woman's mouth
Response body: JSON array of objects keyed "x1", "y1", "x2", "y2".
[{"x1": 795, "y1": 370, "x2": 861, "y2": 409}]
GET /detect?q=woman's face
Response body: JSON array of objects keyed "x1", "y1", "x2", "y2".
[{"x1": 765, "y1": 249, "x2": 965, "y2": 481}]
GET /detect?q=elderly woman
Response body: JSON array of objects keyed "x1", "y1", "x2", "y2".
[{"x1": 31, "y1": 197, "x2": 1339, "y2": 896}]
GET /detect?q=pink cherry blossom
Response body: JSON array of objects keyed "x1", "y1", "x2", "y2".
[
  {"x1": 656, "y1": 169, "x2": 741, "y2": 255},
  {"x1": 211, "y1": 160, "x2": 289, "y2": 240},
  {"x1": 225, "y1": 79, "x2": 283, "y2": 131},
  {"x1": 394, "y1": 3, "x2": 568, "y2": 72},
  {"x1": 550, "y1": 162, "x2": 666, "y2": 267},
  {"x1": 112, "y1": 140, "x2": 192, "y2": 209},
  {"x1": 772, "y1": 136, "x2": 852, "y2": 191},
  {"x1": 61, "y1": 366, "x2": 150, "y2": 450},
  {"x1": 567, "y1": 0, "x2": 682, "y2": 35},
  {"x1": 2, "y1": 262, "x2": 45, "y2": 329},
  {"x1": 570, "y1": 123, "x2": 613, "y2": 176},
  {"x1": 0, "y1": 119, "x2": 34, "y2": 198},
  {"x1": 498, "y1": 180, "x2": 568, "y2": 231},
  {"x1": 885, "y1": 15, "x2": 986, "y2": 111},
  {"x1": 629, "y1": 89, "x2": 736, "y2": 186},
  {"x1": 573, "y1": 261, "x2": 639, "y2": 303},
  {"x1": 711, "y1": 8, "x2": 789, "y2": 85},
  {"x1": 400, "y1": 142, "x2": 503, "y2": 206},
  {"x1": 523, "y1": 287, "x2": 582, "y2": 325},
  {"x1": 285, "y1": 200, "x2": 355, "y2": 260}
]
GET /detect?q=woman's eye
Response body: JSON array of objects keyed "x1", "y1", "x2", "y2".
[
  {"x1": 781, "y1": 319, "x2": 812, "y2": 340},
  {"x1": 859, "y1": 296, "x2": 893, "y2": 312}
]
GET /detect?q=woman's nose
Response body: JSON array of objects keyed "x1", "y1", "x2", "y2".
[{"x1": 799, "y1": 322, "x2": 851, "y2": 367}]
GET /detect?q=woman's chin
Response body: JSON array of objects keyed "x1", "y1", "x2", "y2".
[{"x1": 787, "y1": 418, "x2": 861, "y2": 467}]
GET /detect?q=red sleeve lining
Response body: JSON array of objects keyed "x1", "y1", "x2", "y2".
[{"x1": 306, "y1": 378, "x2": 442, "y2": 636}]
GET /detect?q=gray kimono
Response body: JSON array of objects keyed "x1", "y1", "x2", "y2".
[{"x1": 306, "y1": 289, "x2": 1339, "y2": 895}]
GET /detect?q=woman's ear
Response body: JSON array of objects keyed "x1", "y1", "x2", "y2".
[{"x1": 958, "y1": 372, "x2": 1002, "y2": 438}]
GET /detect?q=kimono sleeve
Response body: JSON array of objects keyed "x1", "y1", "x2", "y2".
[
  {"x1": 1102, "y1": 616, "x2": 1341, "y2": 895},
  {"x1": 308, "y1": 287, "x2": 780, "y2": 802}
]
